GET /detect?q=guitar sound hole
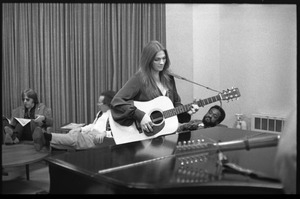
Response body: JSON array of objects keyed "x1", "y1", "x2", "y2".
[{"x1": 150, "y1": 111, "x2": 164, "y2": 125}]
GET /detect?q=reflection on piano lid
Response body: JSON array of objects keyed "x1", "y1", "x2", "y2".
[
  {"x1": 99, "y1": 132, "x2": 280, "y2": 186},
  {"x1": 98, "y1": 134, "x2": 223, "y2": 186}
]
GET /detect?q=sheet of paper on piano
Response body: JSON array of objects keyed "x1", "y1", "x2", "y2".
[{"x1": 61, "y1": 123, "x2": 85, "y2": 130}]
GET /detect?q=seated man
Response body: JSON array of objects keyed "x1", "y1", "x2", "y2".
[
  {"x1": 177, "y1": 105, "x2": 226, "y2": 132},
  {"x1": 33, "y1": 90, "x2": 116, "y2": 151},
  {"x1": 3, "y1": 88, "x2": 53, "y2": 145}
]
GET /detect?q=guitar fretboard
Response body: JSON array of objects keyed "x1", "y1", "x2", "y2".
[{"x1": 163, "y1": 94, "x2": 221, "y2": 119}]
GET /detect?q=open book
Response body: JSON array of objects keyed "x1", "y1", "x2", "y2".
[
  {"x1": 3, "y1": 116, "x2": 31, "y2": 127},
  {"x1": 14, "y1": 118, "x2": 31, "y2": 126},
  {"x1": 61, "y1": 123, "x2": 85, "y2": 130}
]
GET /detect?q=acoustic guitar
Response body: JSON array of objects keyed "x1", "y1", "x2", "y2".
[{"x1": 109, "y1": 87, "x2": 241, "y2": 145}]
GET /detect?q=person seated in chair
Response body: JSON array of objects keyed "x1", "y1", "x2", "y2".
[
  {"x1": 3, "y1": 88, "x2": 53, "y2": 145},
  {"x1": 33, "y1": 90, "x2": 116, "y2": 151},
  {"x1": 177, "y1": 105, "x2": 226, "y2": 132}
]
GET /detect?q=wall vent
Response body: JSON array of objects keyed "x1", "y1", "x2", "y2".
[{"x1": 251, "y1": 114, "x2": 285, "y2": 133}]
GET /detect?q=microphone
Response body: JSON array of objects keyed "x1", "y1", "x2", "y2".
[
  {"x1": 214, "y1": 134, "x2": 280, "y2": 152},
  {"x1": 169, "y1": 71, "x2": 221, "y2": 93},
  {"x1": 169, "y1": 72, "x2": 187, "y2": 80},
  {"x1": 175, "y1": 134, "x2": 280, "y2": 157}
]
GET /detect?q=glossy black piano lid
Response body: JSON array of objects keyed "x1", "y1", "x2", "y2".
[{"x1": 46, "y1": 127, "x2": 283, "y2": 194}]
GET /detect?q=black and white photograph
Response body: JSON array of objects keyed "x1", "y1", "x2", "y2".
[{"x1": 1, "y1": 1, "x2": 297, "y2": 194}]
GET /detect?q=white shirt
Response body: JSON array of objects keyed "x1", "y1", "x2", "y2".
[{"x1": 81, "y1": 110, "x2": 110, "y2": 134}]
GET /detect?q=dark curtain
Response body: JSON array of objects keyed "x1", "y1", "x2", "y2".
[{"x1": 2, "y1": 3, "x2": 166, "y2": 130}]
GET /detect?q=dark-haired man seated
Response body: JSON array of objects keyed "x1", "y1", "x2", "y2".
[
  {"x1": 177, "y1": 105, "x2": 226, "y2": 133},
  {"x1": 32, "y1": 90, "x2": 116, "y2": 151}
]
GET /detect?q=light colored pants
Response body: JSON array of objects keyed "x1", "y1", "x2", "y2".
[{"x1": 51, "y1": 130, "x2": 96, "y2": 150}]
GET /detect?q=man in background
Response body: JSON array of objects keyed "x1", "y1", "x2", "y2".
[
  {"x1": 3, "y1": 88, "x2": 53, "y2": 145},
  {"x1": 177, "y1": 105, "x2": 226, "y2": 132},
  {"x1": 33, "y1": 90, "x2": 116, "y2": 151}
]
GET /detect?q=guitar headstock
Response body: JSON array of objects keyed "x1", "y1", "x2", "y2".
[{"x1": 220, "y1": 87, "x2": 241, "y2": 101}]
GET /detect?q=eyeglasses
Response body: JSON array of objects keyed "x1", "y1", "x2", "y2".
[{"x1": 23, "y1": 98, "x2": 31, "y2": 102}]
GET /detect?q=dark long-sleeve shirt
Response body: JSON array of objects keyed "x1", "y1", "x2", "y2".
[{"x1": 111, "y1": 73, "x2": 191, "y2": 126}]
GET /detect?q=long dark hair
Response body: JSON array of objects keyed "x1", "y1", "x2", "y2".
[
  {"x1": 22, "y1": 88, "x2": 39, "y2": 104},
  {"x1": 22, "y1": 88, "x2": 39, "y2": 118},
  {"x1": 138, "y1": 40, "x2": 173, "y2": 98}
]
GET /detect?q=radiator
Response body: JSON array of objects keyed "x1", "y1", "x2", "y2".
[{"x1": 251, "y1": 114, "x2": 285, "y2": 133}]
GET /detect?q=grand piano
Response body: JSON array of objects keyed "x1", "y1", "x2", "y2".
[{"x1": 45, "y1": 127, "x2": 283, "y2": 194}]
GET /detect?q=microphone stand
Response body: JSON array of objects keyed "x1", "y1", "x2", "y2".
[
  {"x1": 216, "y1": 135, "x2": 281, "y2": 183},
  {"x1": 170, "y1": 72, "x2": 221, "y2": 93},
  {"x1": 170, "y1": 72, "x2": 223, "y2": 106}
]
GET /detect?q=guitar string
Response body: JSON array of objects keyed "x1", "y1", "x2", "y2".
[{"x1": 164, "y1": 94, "x2": 223, "y2": 118}]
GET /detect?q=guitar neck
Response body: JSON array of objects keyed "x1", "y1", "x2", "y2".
[{"x1": 163, "y1": 94, "x2": 221, "y2": 119}]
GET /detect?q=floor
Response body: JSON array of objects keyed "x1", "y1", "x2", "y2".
[
  {"x1": 2, "y1": 161, "x2": 50, "y2": 194},
  {"x1": 2, "y1": 138, "x2": 116, "y2": 194},
  {"x1": 2, "y1": 149, "x2": 67, "y2": 195}
]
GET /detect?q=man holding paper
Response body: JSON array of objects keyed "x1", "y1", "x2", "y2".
[{"x1": 3, "y1": 88, "x2": 53, "y2": 146}]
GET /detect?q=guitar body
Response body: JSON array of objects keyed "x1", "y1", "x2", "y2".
[{"x1": 109, "y1": 96, "x2": 179, "y2": 145}]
